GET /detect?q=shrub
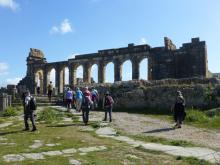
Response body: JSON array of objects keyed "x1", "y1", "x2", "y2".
[
  {"x1": 185, "y1": 110, "x2": 209, "y2": 123},
  {"x1": 37, "y1": 108, "x2": 63, "y2": 123},
  {"x1": 3, "y1": 107, "x2": 18, "y2": 117}
]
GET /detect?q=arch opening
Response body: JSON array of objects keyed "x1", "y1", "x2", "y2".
[
  {"x1": 139, "y1": 58, "x2": 148, "y2": 80},
  {"x1": 105, "y1": 62, "x2": 114, "y2": 83},
  {"x1": 122, "y1": 60, "x2": 132, "y2": 81}
]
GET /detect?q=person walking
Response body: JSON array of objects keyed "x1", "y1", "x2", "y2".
[
  {"x1": 173, "y1": 90, "x2": 186, "y2": 128},
  {"x1": 23, "y1": 90, "x2": 37, "y2": 131},
  {"x1": 81, "y1": 87, "x2": 93, "y2": 125},
  {"x1": 75, "y1": 87, "x2": 83, "y2": 112},
  {"x1": 47, "y1": 81, "x2": 53, "y2": 102},
  {"x1": 66, "y1": 87, "x2": 73, "y2": 112},
  {"x1": 91, "y1": 87, "x2": 99, "y2": 110},
  {"x1": 103, "y1": 91, "x2": 114, "y2": 122}
]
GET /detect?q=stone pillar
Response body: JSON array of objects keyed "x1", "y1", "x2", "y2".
[
  {"x1": 56, "y1": 67, "x2": 61, "y2": 94},
  {"x1": 69, "y1": 64, "x2": 77, "y2": 87},
  {"x1": 83, "y1": 63, "x2": 91, "y2": 83},
  {"x1": 114, "y1": 59, "x2": 122, "y2": 82},
  {"x1": 43, "y1": 69, "x2": 48, "y2": 95},
  {"x1": 98, "y1": 61, "x2": 105, "y2": 83},
  {"x1": 0, "y1": 93, "x2": 8, "y2": 112},
  {"x1": 132, "y1": 59, "x2": 140, "y2": 80},
  {"x1": 7, "y1": 95, "x2": 12, "y2": 107}
]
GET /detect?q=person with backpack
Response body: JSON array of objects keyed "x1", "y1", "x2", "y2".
[
  {"x1": 91, "y1": 87, "x2": 99, "y2": 110},
  {"x1": 103, "y1": 91, "x2": 114, "y2": 122},
  {"x1": 47, "y1": 81, "x2": 53, "y2": 102},
  {"x1": 75, "y1": 87, "x2": 83, "y2": 112},
  {"x1": 172, "y1": 90, "x2": 186, "y2": 128},
  {"x1": 66, "y1": 87, "x2": 73, "y2": 112},
  {"x1": 23, "y1": 90, "x2": 37, "y2": 131},
  {"x1": 81, "y1": 87, "x2": 93, "y2": 125}
]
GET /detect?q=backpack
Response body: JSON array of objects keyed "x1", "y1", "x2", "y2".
[
  {"x1": 29, "y1": 97, "x2": 37, "y2": 110},
  {"x1": 105, "y1": 96, "x2": 113, "y2": 107}
]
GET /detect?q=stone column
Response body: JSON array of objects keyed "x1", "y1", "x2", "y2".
[
  {"x1": 98, "y1": 61, "x2": 105, "y2": 83},
  {"x1": 55, "y1": 67, "x2": 61, "y2": 94},
  {"x1": 83, "y1": 63, "x2": 91, "y2": 83},
  {"x1": 132, "y1": 58, "x2": 140, "y2": 80},
  {"x1": 69, "y1": 63, "x2": 77, "y2": 87},
  {"x1": 0, "y1": 93, "x2": 8, "y2": 112},
  {"x1": 114, "y1": 59, "x2": 122, "y2": 82},
  {"x1": 43, "y1": 69, "x2": 48, "y2": 95}
]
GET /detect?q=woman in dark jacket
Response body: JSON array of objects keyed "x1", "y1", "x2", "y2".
[{"x1": 173, "y1": 91, "x2": 186, "y2": 128}]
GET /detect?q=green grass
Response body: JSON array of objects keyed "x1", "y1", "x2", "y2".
[
  {"x1": 0, "y1": 106, "x2": 217, "y2": 165},
  {"x1": 131, "y1": 135, "x2": 196, "y2": 147},
  {"x1": 185, "y1": 109, "x2": 220, "y2": 129}
]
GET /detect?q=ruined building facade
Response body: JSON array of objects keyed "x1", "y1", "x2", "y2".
[{"x1": 18, "y1": 37, "x2": 208, "y2": 94}]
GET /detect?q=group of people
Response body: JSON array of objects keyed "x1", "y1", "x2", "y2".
[
  {"x1": 22, "y1": 81, "x2": 185, "y2": 131},
  {"x1": 63, "y1": 86, "x2": 114, "y2": 125}
]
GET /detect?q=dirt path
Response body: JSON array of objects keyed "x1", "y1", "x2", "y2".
[{"x1": 92, "y1": 111, "x2": 220, "y2": 150}]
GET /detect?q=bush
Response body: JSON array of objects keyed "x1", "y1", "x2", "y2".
[
  {"x1": 185, "y1": 110, "x2": 209, "y2": 123},
  {"x1": 3, "y1": 107, "x2": 18, "y2": 117},
  {"x1": 37, "y1": 108, "x2": 63, "y2": 123}
]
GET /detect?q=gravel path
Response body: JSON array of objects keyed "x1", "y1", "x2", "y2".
[{"x1": 92, "y1": 111, "x2": 220, "y2": 150}]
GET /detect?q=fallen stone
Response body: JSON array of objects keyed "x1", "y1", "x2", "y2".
[
  {"x1": 126, "y1": 154, "x2": 139, "y2": 159},
  {"x1": 69, "y1": 159, "x2": 81, "y2": 165},
  {"x1": 0, "y1": 122, "x2": 13, "y2": 128},
  {"x1": 62, "y1": 148, "x2": 77, "y2": 154},
  {"x1": 78, "y1": 146, "x2": 107, "y2": 153},
  {"x1": 0, "y1": 137, "x2": 7, "y2": 141},
  {"x1": 42, "y1": 151, "x2": 63, "y2": 156},
  {"x1": 45, "y1": 143, "x2": 61, "y2": 147},
  {"x1": 63, "y1": 117, "x2": 72, "y2": 122},
  {"x1": 3, "y1": 154, "x2": 25, "y2": 162},
  {"x1": 29, "y1": 140, "x2": 43, "y2": 149},
  {"x1": 95, "y1": 127, "x2": 117, "y2": 135},
  {"x1": 22, "y1": 153, "x2": 45, "y2": 160}
]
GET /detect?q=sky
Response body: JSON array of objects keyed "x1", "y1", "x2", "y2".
[{"x1": 0, "y1": 0, "x2": 220, "y2": 87}]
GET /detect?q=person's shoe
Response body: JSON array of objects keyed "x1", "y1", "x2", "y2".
[
  {"x1": 109, "y1": 119, "x2": 112, "y2": 122},
  {"x1": 102, "y1": 119, "x2": 107, "y2": 121},
  {"x1": 177, "y1": 125, "x2": 181, "y2": 128},
  {"x1": 31, "y1": 127, "x2": 37, "y2": 132}
]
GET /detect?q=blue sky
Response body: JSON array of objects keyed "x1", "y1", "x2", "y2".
[{"x1": 0, "y1": 0, "x2": 220, "y2": 87}]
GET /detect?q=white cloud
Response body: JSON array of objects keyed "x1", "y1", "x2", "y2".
[
  {"x1": 0, "y1": 0, "x2": 19, "y2": 11},
  {"x1": 6, "y1": 77, "x2": 21, "y2": 85},
  {"x1": 50, "y1": 19, "x2": 73, "y2": 35},
  {"x1": 0, "y1": 62, "x2": 9, "y2": 75},
  {"x1": 67, "y1": 53, "x2": 80, "y2": 60},
  {"x1": 140, "y1": 37, "x2": 147, "y2": 44}
]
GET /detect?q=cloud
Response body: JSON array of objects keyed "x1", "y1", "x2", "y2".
[
  {"x1": 67, "y1": 53, "x2": 80, "y2": 60},
  {"x1": 140, "y1": 37, "x2": 147, "y2": 44},
  {"x1": 50, "y1": 19, "x2": 73, "y2": 35},
  {"x1": 0, "y1": 62, "x2": 9, "y2": 75},
  {"x1": 6, "y1": 77, "x2": 21, "y2": 85},
  {"x1": 0, "y1": 0, "x2": 19, "y2": 11}
]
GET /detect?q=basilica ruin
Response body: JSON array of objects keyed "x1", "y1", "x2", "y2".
[{"x1": 18, "y1": 37, "x2": 208, "y2": 94}]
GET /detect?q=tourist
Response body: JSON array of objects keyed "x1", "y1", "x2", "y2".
[
  {"x1": 37, "y1": 86, "x2": 40, "y2": 95},
  {"x1": 23, "y1": 90, "x2": 37, "y2": 131},
  {"x1": 66, "y1": 87, "x2": 73, "y2": 112},
  {"x1": 103, "y1": 91, "x2": 114, "y2": 122},
  {"x1": 75, "y1": 87, "x2": 83, "y2": 112},
  {"x1": 81, "y1": 87, "x2": 93, "y2": 125},
  {"x1": 91, "y1": 87, "x2": 99, "y2": 110},
  {"x1": 47, "y1": 81, "x2": 53, "y2": 102},
  {"x1": 172, "y1": 90, "x2": 186, "y2": 128}
]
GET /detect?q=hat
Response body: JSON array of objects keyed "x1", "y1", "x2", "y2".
[{"x1": 105, "y1": 91, "x2": 110, "y2": 95}]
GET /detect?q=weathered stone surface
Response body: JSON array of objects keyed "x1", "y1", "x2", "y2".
[
  {"x1": 78, "y1": 146, "x2": 107, "y2": 153},
  {"x1": 95, "y1": 127, "x2": 117, "y2": 136},
  {"x1": 18, "y1": 37, "x2": 208, "y2": 95},
  {"x1": 69, "y1": 159, "x2": 81, "y2": 165},
  {"x1": 22, "y1": 153, "x2": 44, "y2": 160},
  {"x1": 62, "y1": 148, "x2": 77, "y2": 154},
  {"x1": 3, "y1": 154, "x2": 25, "y2": 162}
]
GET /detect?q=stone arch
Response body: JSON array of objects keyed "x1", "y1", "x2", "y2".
[
  {"x1": 35, "y1": 69, "x2": 43, "y2": 94},
  {"x1": 47, "y1": 68, "x2": 56, "y2": 91},
  {"x1": 105, "y1": 62, "x2": 114, "y2": 83},
  {"x1": 139, "y1": 58, "x2": 148, "y2": 80},
  {"x1": 76, "y1": 65, "x2": 83, "y2": 85},
  {"x1": 122, "y1": 60, "x2": 132, "y2": 81},
  {"x1": 90, "y1": 64, "x2": 98, "y2": 83}
]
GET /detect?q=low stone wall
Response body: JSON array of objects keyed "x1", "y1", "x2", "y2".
[{"x1": 76, "y1": 78, "x2": 220, "y2": 111}]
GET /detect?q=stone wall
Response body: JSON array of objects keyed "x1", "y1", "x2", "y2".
[{"x1": 79, "y1": 78, "x2": 220, "y2": 111}]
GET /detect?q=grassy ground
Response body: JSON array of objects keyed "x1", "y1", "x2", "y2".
[{"x1": 0, "y1": 107, "x2": 214, "y2": 165}]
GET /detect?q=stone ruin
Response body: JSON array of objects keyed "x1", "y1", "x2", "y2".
[{"x1": 17, "y1": 37, "x2": 208, "y2": 95}]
